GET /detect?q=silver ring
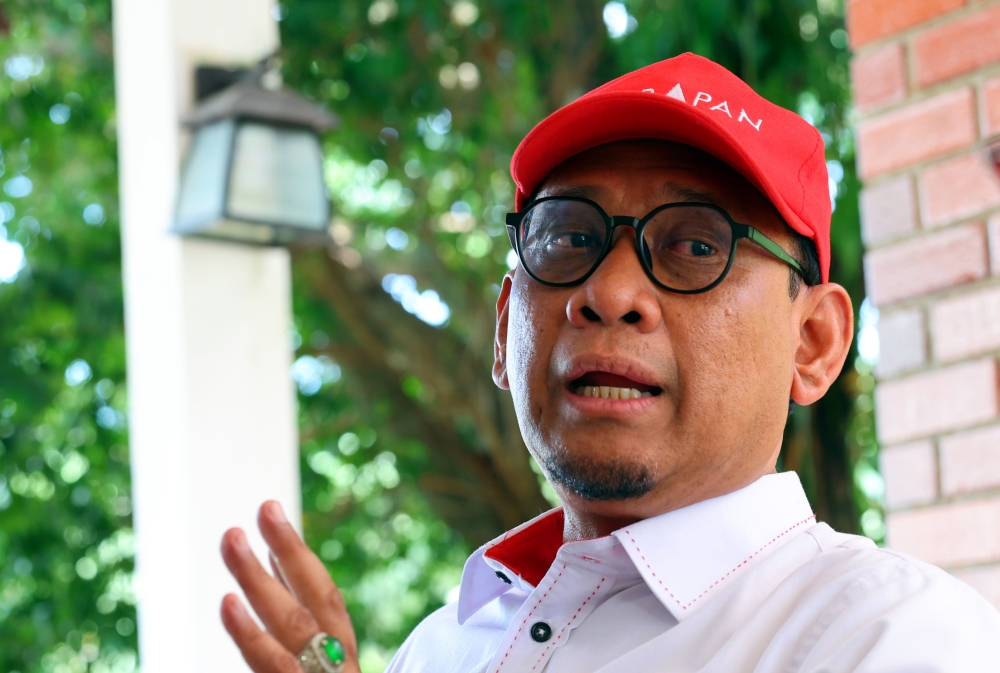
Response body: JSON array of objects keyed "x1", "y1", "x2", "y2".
[{"x1": 296, "y1": 632, "x2": 346, "y2": 673}]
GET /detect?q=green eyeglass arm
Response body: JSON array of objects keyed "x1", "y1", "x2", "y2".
[{"x1": 745, "y1": 226, "x2": 804, "y2": 274}]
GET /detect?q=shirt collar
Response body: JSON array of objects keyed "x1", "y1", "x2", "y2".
[
  {"x1": 457, "y1": 471, "x2": 815, "y2": 624},
  {"x1": 612, "y1": 471, "x2": 815, "y2": 620},
  {"x1": 456, "y1": 508, "x2": 564, "y2": 623}
]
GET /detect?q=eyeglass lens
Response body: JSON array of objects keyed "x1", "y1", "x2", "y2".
[{"x1": 518, "y1": 200, "x2": 735, "y2": 292}]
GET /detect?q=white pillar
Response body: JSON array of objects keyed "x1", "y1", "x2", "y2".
[{"x1": 112, "y1": 1, "x2": 300, "y2": 670}]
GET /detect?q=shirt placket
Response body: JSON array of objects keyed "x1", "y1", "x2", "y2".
[{"x1": 485, "y1": 560, "x2": 613, "y2": 673}]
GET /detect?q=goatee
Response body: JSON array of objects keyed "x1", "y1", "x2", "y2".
[{"x1": 539, "y1": 452, "x2": 655, "y2": 501}]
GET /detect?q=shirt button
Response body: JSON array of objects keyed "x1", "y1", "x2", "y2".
[
  {"x1": 495, "y1": 571, "x2": 512, "y2": 584},
  {"x1": 530, "y1": 622, "x2": 552, "y2": 643}
]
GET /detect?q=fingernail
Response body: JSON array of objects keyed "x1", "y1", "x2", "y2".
[
  {"x1": 268, "y1": 501, "x2": 288, "y2": 524},
  {"x1": 231, "y1": 529, "x2": 251, "y2": 553},
  {"x1": 224, "y1": 593, "x2": 248, "y2": 620}
]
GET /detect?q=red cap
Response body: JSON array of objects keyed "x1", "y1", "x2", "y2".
[{"x1": 510, "y1": 53, "x2": 831, "y2": 283}]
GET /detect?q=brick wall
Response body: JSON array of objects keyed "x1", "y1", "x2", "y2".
[{"x1": 850, "y1": 0, "x2": 1000, "y2": 608}]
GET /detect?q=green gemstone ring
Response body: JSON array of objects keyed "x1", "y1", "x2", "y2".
[{"x1": 296, "y1": 632, "x2": 346, "y2": 673}]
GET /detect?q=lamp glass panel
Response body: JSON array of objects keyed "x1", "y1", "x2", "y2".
[
  {"x1": 226, "y1": 122, "x2": 328, "y2": 230},
  {"x1": 175, "y1": 120, "x2": 235, "y2": 231}
]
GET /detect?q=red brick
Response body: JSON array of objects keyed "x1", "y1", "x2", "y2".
[
  {"x1": 848, "y1": 0, "x2": 965, "y2": 48},
  {"x1": 864, "y1": 222, "x2": 987, "y2": 305},
  {"x1": 941, "y1": 423, "x2": 1000, "y2": 495},
  {"x1": 875, "y1": 358, "x2": 999, "y2": 444},
  {"x1": 857, "y1": 88, "x2": 976, "y2": 179},
  {"x1": 953, "y1": 564, "x2": 1000, "y2": 610},
  {"x1": 852, "y1": 43, "x2": 908, "y2": 112},
  {"x1": 984, "y1": 76, "x2": 1000, "y2": 137},
  {"x1": 880, "y1": 440, "x2": 938, "y2": 509},
  {"x1": 876, "y1": 308, "x2": 927, "y2": 379},
  {"x1": 915, "y1": 4, "x2": 1000, "y2": 88},
  {"x1": 919, "y1": 153, "x2": 1000, "y2": 227},
  {"x1": 931, "y1": 285, "x2": 1000, "y2": 361},
  {"x1": 860, "y1": 176, "x2": 919, "y2": 246},
  {"x1": 887, "y1": 497, "x2": 1000, "y2": 567}
]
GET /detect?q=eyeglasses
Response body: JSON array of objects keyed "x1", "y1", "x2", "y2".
[{"x1": 505, "y1": 197, "x2": 803, "y2": 294}]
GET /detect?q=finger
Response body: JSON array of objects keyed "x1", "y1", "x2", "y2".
[
  {"x1": 258, "y1": 502, "x2": 357, "y2": 651},
  {"x1": 221, "y1": 527, "x2": 320, "y2": 653},
  {"x1": 220, "y1": 593, "x2": 302, "y2": 673},
  {"x1": 270, "y1": 552, "x2": 290, "y2": 590}
]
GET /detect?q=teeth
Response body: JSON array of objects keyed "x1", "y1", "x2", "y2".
[{"x1": 575, "y1": 386, "x2": 651, "y2": 399}]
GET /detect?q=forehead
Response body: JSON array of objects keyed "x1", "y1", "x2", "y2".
[{"x1": 534, "y1": 140, "x2": 781, "y2": 227}]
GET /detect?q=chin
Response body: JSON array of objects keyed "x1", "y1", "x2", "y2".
[{"x1": 536, "y1": 440, "x2": 660, "y2": 503}]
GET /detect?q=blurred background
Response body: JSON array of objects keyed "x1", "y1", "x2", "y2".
[{"x1": 0, "y1": 0, "x2": 895, "y2": 671}]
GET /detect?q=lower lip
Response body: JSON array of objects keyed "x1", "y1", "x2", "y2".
[{"x1": 564, "y1": 389, "x2": 659, "y2": 416}]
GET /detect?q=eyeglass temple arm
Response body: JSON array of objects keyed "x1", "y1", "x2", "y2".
[
  {"x1": 741, "y1": 225, "x2": 804, "y2": 274},
  {"x1": 505, "y1": 224, "x2": 517, "y2": 250},
  {"x1": 504, "y1": 213, "x2": 522, "y2": 250}
]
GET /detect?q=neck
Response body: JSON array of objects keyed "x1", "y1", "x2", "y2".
[{"x1": 561, "y1": 506, "x2": 641, "y2": 542}]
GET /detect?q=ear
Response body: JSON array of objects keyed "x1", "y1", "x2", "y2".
[
  {"x1": 493, "y1": 271, "x2": 515, "y2": 390},
  {"x1": 790, "y1": 282, "x2": 854, "y2": 406}
]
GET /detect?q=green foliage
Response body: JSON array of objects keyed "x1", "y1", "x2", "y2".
[
  {"x1": 0, "y1": 1, "x2": 137, "y2": 672},
  {"x1": 293, "y1": 361, "x2": 472, "y2": 668}
]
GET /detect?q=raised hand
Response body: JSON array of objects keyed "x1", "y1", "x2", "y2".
[{"x1": 220, "y1": 501, "x2": 360, "y2": 673}]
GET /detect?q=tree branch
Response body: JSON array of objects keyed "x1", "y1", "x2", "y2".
[{"x1": 294, "y1": 247, "x2": 551, "y2": 545}]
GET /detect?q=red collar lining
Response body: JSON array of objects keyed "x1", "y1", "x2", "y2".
[{"x1": 484, "y1": 509, "x2": 565, "y2": 587}]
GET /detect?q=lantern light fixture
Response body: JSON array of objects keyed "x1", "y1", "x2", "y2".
[{"x1": 174, "y1": 59, "x2": 339, "y2": 246}]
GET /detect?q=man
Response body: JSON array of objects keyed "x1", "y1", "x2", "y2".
[{"x1": 219, "y1": 53, "x2": 1000, "y2": 672}]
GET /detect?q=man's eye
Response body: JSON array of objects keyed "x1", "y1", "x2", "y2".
[
  {"x1": 668, "y1": 240, "x2": 717, "y2": 257},
  {"x1": 547, "y1": 232, "x2": 597, "y2": 249}
]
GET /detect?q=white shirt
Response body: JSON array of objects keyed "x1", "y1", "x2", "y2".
[{"x1": 385, "y1": 472, "x2": 1000, "y2": 672}]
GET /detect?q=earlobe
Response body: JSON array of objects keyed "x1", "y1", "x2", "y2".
[
  {"x1": 789, "y1": 283, "x2": 854, "y2": 406},
  {"x1": 493, "y1": 272, "x2": 515, "y2": 390}
]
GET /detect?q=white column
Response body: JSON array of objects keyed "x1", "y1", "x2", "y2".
[{"x1": 112, "y1": 1, "x2": 300, "y2": 670}]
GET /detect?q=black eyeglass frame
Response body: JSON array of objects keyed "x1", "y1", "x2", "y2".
[{"x1": 505, "y1": 196, "x2": 805, "y2": 295}]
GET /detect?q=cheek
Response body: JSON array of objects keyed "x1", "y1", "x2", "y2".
[
  {"x1": 506, "y1": 277, "x2": 560, "y2": 408},
  {"x1": 674, "y1": 274, "x2": 794, "y2": 411}
]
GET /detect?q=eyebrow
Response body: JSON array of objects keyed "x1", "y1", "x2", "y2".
[
  {"x1": 533, "y1": 184, "x2": 610, "y2": 201},
  {"x1": 531, "y1": 182, "x2": 725, "y2": 208},
  {"x1": 659, "y1": 183, "x2": 724, "y2": 207}
]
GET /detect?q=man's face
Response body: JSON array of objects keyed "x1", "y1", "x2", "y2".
[{"x1": 495, "y1": 141, "x2": 816, "y2": 521}]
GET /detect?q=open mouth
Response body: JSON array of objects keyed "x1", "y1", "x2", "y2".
[{"x1": 569, "y1": 371, "x2": 662, "y2": 400}]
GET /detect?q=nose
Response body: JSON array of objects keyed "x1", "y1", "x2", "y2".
[{"x1": 566, "y1": 228, "x2": 662, "y2": 331}]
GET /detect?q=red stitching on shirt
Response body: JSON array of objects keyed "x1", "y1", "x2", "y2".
[
  {"x1": 623, "y1": 515, "x2": 815, "y2": 610},
  {"x1": 492, "y1": 564, "x2": 567, "y2": 673},
  {"x1": 625, "y1": 535, "x2": 681, "y2": 604},
  {"x1": 530, "y1": 578, "x2": 606, "y2": 671}
]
